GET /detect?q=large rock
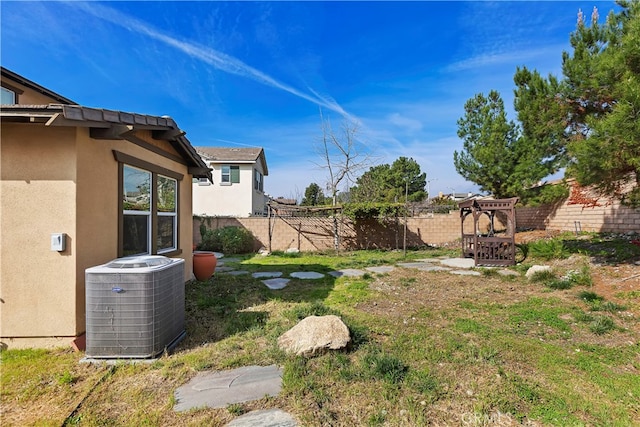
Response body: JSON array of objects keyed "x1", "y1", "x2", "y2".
[
  {"x1": 525, "y1": 265, "x2": 552, "y2": 280},
  {"x1": 278, "y1": 315, "x2": 351, "y2": 357}
]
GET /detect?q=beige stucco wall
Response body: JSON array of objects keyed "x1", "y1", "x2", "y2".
[
  {"x1": 1, "y1": 123, "x2": 195, "y2": 349},
  {"x1": 193, "y1": 162, "x2": 266, "y2": 217},
  {"x1": 1, "y1": 125, "x2": 79, "y2": 346}
]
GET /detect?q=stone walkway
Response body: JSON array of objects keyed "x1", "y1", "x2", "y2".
[
  {"x1": 174, "y1": 365, "x2": 283, "y2": 412},
  {"x1": 213, "y1": 256, "x2": 519, "y2": 290},
  {"x1": 176, "y1": 255, "x2": 521, "y2": 424}
]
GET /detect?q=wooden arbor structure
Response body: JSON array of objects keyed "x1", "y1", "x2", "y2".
[{"x1": 460, "y1": 197, "x2": 518, "y2": 266}]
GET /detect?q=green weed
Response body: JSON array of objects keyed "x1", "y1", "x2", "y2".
[
  {"x1": 578, "y1": 291, "x2": 604, "y2": 303},
  {"x1": 567, "y1": 265, "x2": 593, "y2": 286},
  {"x1": 547, "y1": 278, "x2": 573, "y2": 290},
  {"x1": 589, "y1": 316, "x2": 616, "y2": 335},
  {"x1": 226, "y1": 403, "x2": 246, "y2": 416},
  {"x1": 56, "y1": 370, "x2": 76, "y2": 385},
  {"x1": 594, "y1": 301, "x2": 627, "y2": 312},
  {"x1": 529, "y1": 238, "x2": 570, "y2": 260}
]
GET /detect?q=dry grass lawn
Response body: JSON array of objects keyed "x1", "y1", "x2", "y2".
[{"x1": 2, "y1": 231, "x2": 639, "y2": 426}]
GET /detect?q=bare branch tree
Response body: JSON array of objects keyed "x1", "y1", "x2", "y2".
[
  {"x1": 314, "y1": 109, "x2": 372, "y2": 250},
  {"x1": 315, "y1": 109, "x2": 371, "y2": 207}
]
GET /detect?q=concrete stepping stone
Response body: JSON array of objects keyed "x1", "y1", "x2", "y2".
[
  {"x1": 174, "y1": 365, "x2": 283, "y2": 412},
  {"x1": 252, "y1": 272, "x2": 283, "y2": 278},
  {"x1": 290, "y1": 271, "x2": 324, "y2": 279},
  {"x1": 216, "y1": 266, "x2": 236, "y2": 272},
  {"x1": 328, "y1": 268, "x2": 366, "y2": 278},
  {"x1": 365, "y1": 265, "x2": 395, "y2": 274},
  {"x1": 225, "y1": 409, "x2": 298, "y2": 427},
  {"x1": 263, "y1": 278, "x2": 290, "y2": 290},
  {"x1": 397, "y1": 262, "x2": 451, "y2": 272},
  {"x1": 228, "y1": 270, "x2": 250, "y2": 276},
  {"x1": 440, "y1": 258, "x2": 476, "y2": 269},
  {"x1": 416, "y1": 258, "x2": 440, "y2": 263},
  {"x1": 418, "y1": 265, "x2": 451, "y2": 272},
  {"x1": 450, "y1": 270, "x2": 481, "y2": 276},
  {"x1": 213, "y1": 252, "x2": 224, "y2": 259},
  {"x1": 220, "y1": 257, "x2": 241, "y2": 263},
  {"x1": 398, "y1": 262, "x2": 435, "y2": 269}
]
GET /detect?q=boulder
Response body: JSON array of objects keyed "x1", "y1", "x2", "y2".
[
  {"x1": 525, "y1": 265, "x2": 552, "y2": 280},
  {"x1": 285, "y1": 248, "x2": 300, "y2": 254},
  {"x1": 278, "y1": 315, "x2": 350, "y2": 357}
]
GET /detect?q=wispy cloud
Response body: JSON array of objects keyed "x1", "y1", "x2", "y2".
[
  {"x1": 387, "y1": 113, "x2": 423, "y2": 133},
  {"x1": 69, "y1": 1, "x2": 354, "y2": 121},
  {"x1": 445, "y1": 44, "x2": 567, "y2": 73}
]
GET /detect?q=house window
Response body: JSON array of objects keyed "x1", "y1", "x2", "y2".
[
  {"x1": 115, "y1": 151, "x2": 182, "y2": 257},
  {"x1": 123, "y1": 165, "x2": 152, "y2": 255},
  {"x1": 221, "y1": 165, "x2": 240, "y2": 184},
  {"x1": 1, "y1": 87, "x2": 16, "y2": 104},
  {"x1": 254, "y1": 169, "x2": 263, "y2": 192},
  {"x1": 157, "y1": 175, "x2": 177, "y2": 252}
]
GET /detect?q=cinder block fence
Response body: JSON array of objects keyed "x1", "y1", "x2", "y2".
[{"x1": 194, "y1": 192, "x2": 638, "y2": 252}]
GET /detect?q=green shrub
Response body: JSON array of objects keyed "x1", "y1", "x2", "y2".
[
  {"x1": 198, "y1": 226, "x2": 255, "y2": 254},
  {"x1": 528, "y1": 238, "x2": 570, "y2": 260}
]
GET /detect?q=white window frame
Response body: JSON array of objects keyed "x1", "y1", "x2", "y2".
[
  {"x1": 115, "y1": 150, "x2": 183, "y2": 257},
  {"x1": 221, "y1": 165, "x2": 240, "y2": 185},
  {"x1": 157, "y1": 174, "x2": 177, "y2": 254},
  {"x1": 123, "y1": 165, "x2": 152, "y2": 256}
]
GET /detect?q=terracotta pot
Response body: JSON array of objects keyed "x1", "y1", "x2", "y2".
[{"x1": 193, "y1": 251, "x2": 217, "y2": 281}]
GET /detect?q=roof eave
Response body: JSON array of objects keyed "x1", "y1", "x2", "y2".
[{"x1": 0, "y1": 104, "x2": 213, "y2": 182}]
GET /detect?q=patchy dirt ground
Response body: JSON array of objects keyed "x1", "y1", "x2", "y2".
[
  {"x1": 3, "y1": 231, "x2": 638, "y2": 426},
  {"x1": 360, "y1": 230, "x2": 640, "y2": 341},
  {"x1": 516, "y1": 230, "x2": 640, "y2": 313}
]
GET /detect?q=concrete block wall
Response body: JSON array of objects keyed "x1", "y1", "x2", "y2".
[
  {"x1": 194, "y1": 211, "x2": 491, "y2": 253},
  {"x1": 194, "y1": 184, "x2": 640, "y2": 253},
  {"x1": 516, "y1": 183, "x2": 640, "y2": 233}
]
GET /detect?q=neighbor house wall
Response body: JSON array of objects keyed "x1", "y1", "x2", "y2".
[
  {"x1": 251, "y1": 166, "x2": 267, "y2": 217},
  {"x1": 1, "y1": 125, "x2": 79, "y2": 348},
  {"x1": 193, "y1": 163, "x2": 266, "y2": 217},
  {"x1": 193, "y1": 163, "x2": 250, "y2": 216}
]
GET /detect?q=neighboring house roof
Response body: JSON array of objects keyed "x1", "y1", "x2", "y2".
[
  {"x1": 196, "y1": 147, "x2": 268, "y2": 175},
  {"x1": 269, "y1": 197, "x2": 297, "y2": 206},
  {"x1": 1, "y1": 104, "x2": 212, "y2": 181},
  {"x1": 1, "y1": 67, "x2": 77, "y2": 105}
]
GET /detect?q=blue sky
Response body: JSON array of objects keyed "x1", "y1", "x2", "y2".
[{"x1": 1, "y1": 1, "x2": 618, "y2": 199}]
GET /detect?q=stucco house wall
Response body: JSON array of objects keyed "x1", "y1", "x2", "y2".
[
  {"x1": 193, "y1": 163, "x2": 255, "y2": 216},
  {"x1": 2, "y1": 126, "x2": 79, "y2": 342},
  {"x1": 0, "y1": 67, "x2": 210, "y2": 349},
  {"x1": 192, "y1": 147, "x2": 268, "y2": 217}
]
